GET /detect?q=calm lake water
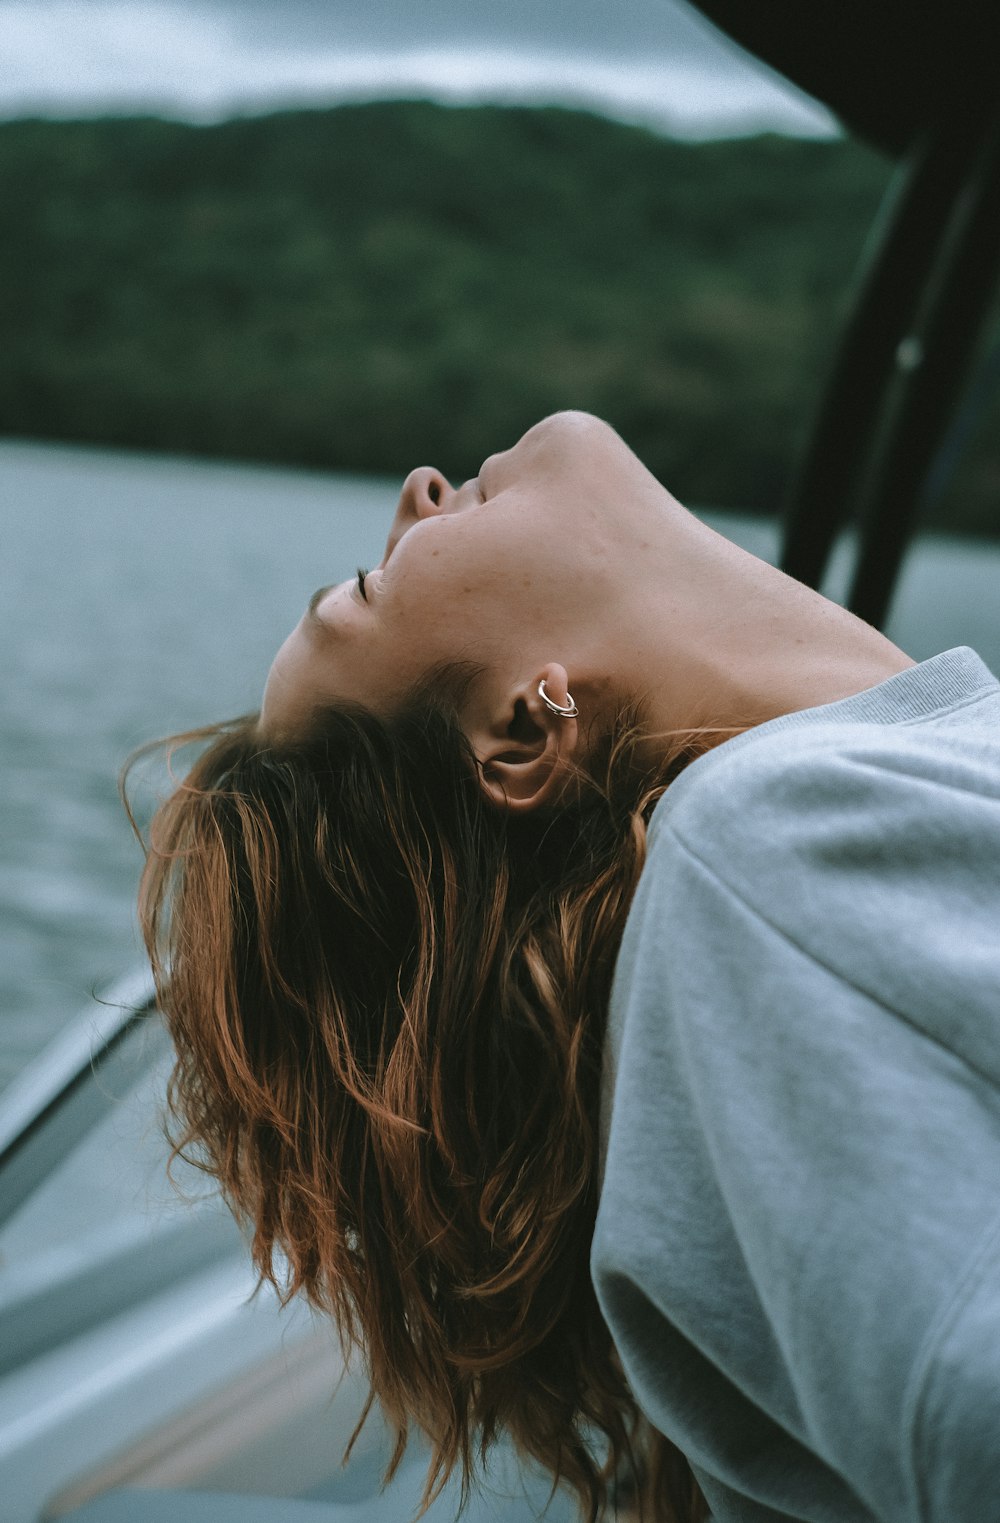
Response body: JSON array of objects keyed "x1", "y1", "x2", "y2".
[{"x1": 3, "y1": 437, "x2": 1000, "y2": 1091}]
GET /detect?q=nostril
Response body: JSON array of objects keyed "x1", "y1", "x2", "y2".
[{"x1": 428, "y1": 481, "x2": 441, "y2": 505}]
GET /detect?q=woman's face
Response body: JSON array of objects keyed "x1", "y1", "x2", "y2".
[{"x1": 261, "y1": 411, "x2": 663, "y2": 737}]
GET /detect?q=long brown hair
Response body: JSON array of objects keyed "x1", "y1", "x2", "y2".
[{"x1": 128, "y1": 675, "x2": 717, "y2": 1522}]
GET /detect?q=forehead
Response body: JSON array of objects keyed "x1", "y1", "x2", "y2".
[
  {"x1": 261, "y1": 597, "x2": 407, "y2": 740},
  {"x1": 259, "y1": 623, "x2": 314, "y2": 739},
  {"x1": 260, "y1": 616, "x2": 360, "y2": 739}
]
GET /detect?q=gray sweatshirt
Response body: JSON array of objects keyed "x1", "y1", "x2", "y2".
[{"x1": 591, "y1": 647, "x2": 1000, "y2": 1523}]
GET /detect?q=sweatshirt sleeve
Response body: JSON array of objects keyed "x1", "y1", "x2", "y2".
[{"x1": 591, "y1": 724, "x2": 1000, "y2": 1523}]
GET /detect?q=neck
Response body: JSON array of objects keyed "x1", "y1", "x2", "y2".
[{"x1": 584, "y1": 509, "x2": 915, "y2": 765}]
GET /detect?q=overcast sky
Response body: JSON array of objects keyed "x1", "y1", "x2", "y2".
[{"x1": 0, "y1": 0, "x2": 836, "y2": 138}]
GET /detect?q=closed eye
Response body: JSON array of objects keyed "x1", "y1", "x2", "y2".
[{"x1": 356, "y1": 566, "x2": 369, "y2": 602}]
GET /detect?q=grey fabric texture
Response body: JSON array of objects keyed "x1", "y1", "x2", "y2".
[{"x1": 591, "y1": 647, "x2": 1000, "y2": 1523}]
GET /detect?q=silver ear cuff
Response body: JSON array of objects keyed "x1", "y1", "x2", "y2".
[{"x1": 538, "y1": 679, "x2": 579, "y2": 718}]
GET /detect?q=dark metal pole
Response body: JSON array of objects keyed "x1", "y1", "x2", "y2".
[
  {"x1": 779, "y1": 116, "x2": 988, "y2": 591},
  {"x1": 847, "y1": 112, "x2": 1000, "y2": 628}
]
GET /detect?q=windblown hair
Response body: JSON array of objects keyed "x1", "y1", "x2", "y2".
[{"x1": 129, "y1": 673, "x2": 719, "y2": 1523}]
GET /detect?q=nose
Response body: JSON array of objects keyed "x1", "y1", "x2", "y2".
[
  {"x1": 399, "y1": 466, "x2": 452, "y2": 517},
  {"x1": 383, "y1": 466, "x2": 454, "y2": 562}
]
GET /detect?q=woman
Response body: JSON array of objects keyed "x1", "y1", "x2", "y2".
[{"x1": 135, "y1": 411, "x2": 1000, "y2": 1523}]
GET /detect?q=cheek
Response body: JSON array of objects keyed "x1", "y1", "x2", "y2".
[{"x1": 387, "y1": 519, "x2": 529, "y2": 655}]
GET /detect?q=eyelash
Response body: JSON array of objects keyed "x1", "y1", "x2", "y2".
[{"x1": 356, "y1": 566, "x2": 369, "y2": 602}]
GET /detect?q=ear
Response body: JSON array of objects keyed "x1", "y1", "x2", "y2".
[{"x1": 471, "y1": 663, "x2": 579, "y2": 814}]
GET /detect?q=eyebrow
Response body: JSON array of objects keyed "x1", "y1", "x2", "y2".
[{"x1": 304, "y1": 582, "x2": 338, "y2": 634}]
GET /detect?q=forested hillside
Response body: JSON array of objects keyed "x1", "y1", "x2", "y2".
[{"x1": 6, "y1": 101, "x2": 985, "y2": 524}]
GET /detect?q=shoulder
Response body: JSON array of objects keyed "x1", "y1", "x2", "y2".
[
  {"x1": 622, "y1": 706, "x2": 1000, "y2": 1086},
  {"x1": 646, "y1": 706, "x2": 1000, "y2": 890}
]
